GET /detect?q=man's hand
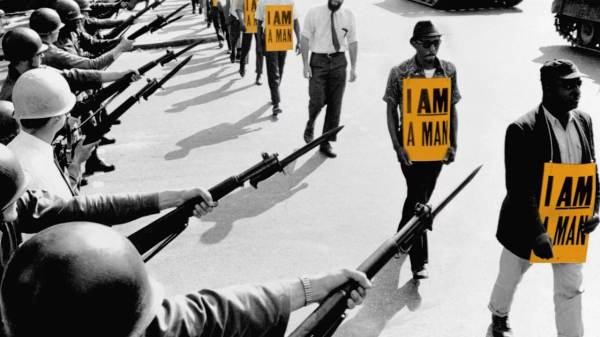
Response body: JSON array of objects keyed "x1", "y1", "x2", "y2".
[
  {"x1": 349, "y1": 67, "x2": 357, "y2": 82},
  {"x1": 71, "y1": 137, "x2": 98, "y2": 165},
  {"x1": 533, "y1": 233, "x2": 554, "y2": 259},
  {"x1": 443, "y1": 146, "x2": 456, "y2": 164},
  {"x1": 117, "y1": 38, "x2": 135, "y2": 52},
  {"x1": 303, "y1": 65, "x2": 312, "y2": 79},
  {"x1": 158, "y1": 188, "x2": 217, "y2": 217},
  {"x1": 295, "y1": 42, "x2": 301, "y2": 55},
  {"x1": 583, "y1": 213, "x2": 599, "y2": 233},
  {"x1": 395, "y1": 146, "x2": 412, "y2": 166},
  {"x1": 310, "y1": 269, "x2": 372, "y2": 309}
]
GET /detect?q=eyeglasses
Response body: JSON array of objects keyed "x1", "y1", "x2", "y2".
[{"x1": 415, "y1": 39, "x2": 441, "y2": 48}]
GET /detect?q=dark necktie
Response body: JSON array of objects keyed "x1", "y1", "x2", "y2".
[{"x1": 331, "y1": 11, "x2": 340, "y2": 52}]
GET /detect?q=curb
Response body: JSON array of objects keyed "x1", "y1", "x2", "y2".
[{"x1": 133, "y1": 36, "x2": 218, "y2": 50}]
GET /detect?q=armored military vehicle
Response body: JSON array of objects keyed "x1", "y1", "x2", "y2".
[
  {"x1": 553, "y1": 0, "x2": 600, "y2": 51},
  {"x1": 406, "y1": 0, "x2": 522, "y2": 9}
]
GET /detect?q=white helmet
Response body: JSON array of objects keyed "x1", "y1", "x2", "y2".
[
  {"x1": 0, "y1": 100, "x2": 14, "y2": 116},
  {"x1": 12, "y1": 68, "x2": 75, "y2": 120}
]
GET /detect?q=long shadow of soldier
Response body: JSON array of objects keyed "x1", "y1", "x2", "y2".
[
  {"x1": 333, "y1": 256, "x2": 421, "y2": 337},
  {"x1": 200, "y1": 152, "x2": 327, "y2": 244},
  {"x1": 164, "y1": 103, "x2": 272, "y2": 160},
  {"x1": 166, "y1": 79, "x2": 254, "y2": 112}
]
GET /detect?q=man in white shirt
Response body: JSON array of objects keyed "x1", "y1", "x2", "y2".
[
  {"x1": 300, "y1": 0, "x2": 357, "y2": 158},
  {"x1": 255, "y1": 0, "x2": 300, "y2": 116},
  {"x1": 8, "y1": 68, "x2": 95, "y2": 199}
]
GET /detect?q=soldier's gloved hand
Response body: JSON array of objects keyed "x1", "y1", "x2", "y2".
[
  {"x1": 583, "y1": 213, "x2": 600, "y2": 233},
  {"x1": 443, "y1": 146, "x2": 456, "y2": 164},
  {"x1": 533, "y1": 233, "x2": 554, "y2": 259},
  {"x1": 414, "y1": 203, "x2": 433, "y2": 231}
]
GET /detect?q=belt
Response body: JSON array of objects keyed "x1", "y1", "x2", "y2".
[{"x1": 312, "y1": 52, "x2": 344, "y2": 58}]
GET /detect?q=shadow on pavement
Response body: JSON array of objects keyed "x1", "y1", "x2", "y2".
[
  {"x1": 164, "y1": 103, "x2": 273, "y2": 160},
  {"x1": 333, "y1": 257, "x2": 421, "y2": 337},
  {"x1": 374, "y1": 0, "x2": 522, "y2": 18},
  {"x1": 533, "y1": 45, "x2": 600, "y2": 89},
  {"x1": 156, "y1": 55, "x2": 231, "y2": 96},
  {"x1": 199, "y1": 152, "x2": 327, "y2": 244},
  {"x1": 166, "y1": 78, "x2": 254, "y2": 112}
]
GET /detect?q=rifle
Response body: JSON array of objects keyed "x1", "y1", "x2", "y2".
[
  {"x1": 103, "y1": 0, "x2": 168, "y2": 39},
  {"x1": 128, "y1": 126, "x2": 345, "y2": 262},
  {"x1": 81, "y1": 55, "x2": 192, "y2": 145},
  {"x1": 127, "y1": 2, "x2": 189, "y2": 40},
  {"x1": 287, "y1": 165, "x2": 483, "y2": 337},
  {"x1": 71, "y1": 41, "x2": 200, "y2": 120}
]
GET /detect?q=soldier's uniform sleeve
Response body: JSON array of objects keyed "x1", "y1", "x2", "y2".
[
  {"x1": 15, "y1": 190, "x2": 160, "y2": 234},
  {"x1": 78, "y1": 31, "x2": 121, "y2": 57},
  {"x1": 145, "y1": 283, "x2": 292, "y2": 337},
  {"x1": 382, "y1": 67, "x2": 402, "y2": 107},
  {"x1": 87, "y1": 16, "x2": 127, "y2": 29},
  {"x1": 45, "y1": 45, "x2": 116, "y2": 70},
  {"x1": 61, "y1": 68, "x2": 103, "y2": 91}
]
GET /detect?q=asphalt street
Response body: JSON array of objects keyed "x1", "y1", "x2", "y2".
[{"x1": 71, "y1": 0, "x2": 600, "y2": 335}]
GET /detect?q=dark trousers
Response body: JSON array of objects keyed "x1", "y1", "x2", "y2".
[
  {"x1": 210, "y1": 5, "x2": 229, "y2": 47},
  {"x1": 398, "y1": 161, "x2": 443, "y2": 271},
  {"x1": 265, "y1": 51, "x2": 286, "y2": 105},
  {"x1": 240, "y1": 33, "x2": 264, "y2": 75},
  {"x1": 308, "y1": 53, "x2": 347, "y2": 142}
]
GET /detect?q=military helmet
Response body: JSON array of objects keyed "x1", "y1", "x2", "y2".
[
  {"x1": 29, "y1": 8, "x2": 65, "y2": 35},
  {"x1": 1, "y1": 222, "x2": 162, "y2": 337},
  {"x1": 0, "y1": 144, "x2": 29, "y2": 212},
  {"x1": 74, "y1": 0, "x2": 92, "y2": 11},
  {"x1": 0, "y1": 101, "x2": 19, "y2": 146},
  {"x1": 13, "y1": 68, "x2": 76, "y2": 120},
  {"x1": 1, "y1": 28, "x2": 48, "y2": 62},
  {"x1": 54, "y1": 0, "x2": 84, "y2": 22}
]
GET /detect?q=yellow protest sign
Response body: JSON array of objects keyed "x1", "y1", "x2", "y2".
[
  {"x1": 244, "y1": 0, "x2": 257, "y2": 33},
  {"x1": 210, "y1": 0, "x2": 217, "y2": 7},
  {"x1": 402, "y1": 77, "x2": 451, "y2": 162},
  {"x1": 530, "y1": 163, "x2": 596, "y2": 263},
  {"x1": 265, "y1": 4, "x2": 293, "y2": 52}
]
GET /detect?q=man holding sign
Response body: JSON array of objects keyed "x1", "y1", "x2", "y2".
[
  {"x1": 255, "y1": 0, "x2": 301, "y2": 115},
  {"x1": 486, "y1": 60, "x2": 600, "y2": 337},
  {"x1": 382, "y1": 21, "x2": 460, "y2": 280}
]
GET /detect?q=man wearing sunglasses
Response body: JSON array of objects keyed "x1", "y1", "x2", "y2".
[{"x1": 382, "y1": 20, "x2": 461, "y2": 280}]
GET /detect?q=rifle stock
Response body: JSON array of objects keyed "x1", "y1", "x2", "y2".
[
  {"x1": 287, "y1": 165, "x2": 483, "y2": 337},
  {"x1": 128, "y1": 127, "x2": 345, "y2": 262}
]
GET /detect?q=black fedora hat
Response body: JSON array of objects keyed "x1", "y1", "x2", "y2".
[{"x1": 411, "y1": 20, "x2": 441, "y2": 41}]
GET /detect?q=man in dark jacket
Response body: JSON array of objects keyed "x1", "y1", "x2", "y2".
[{"x1": 486, "y1": 59, "x2": 600, "y2": 337}]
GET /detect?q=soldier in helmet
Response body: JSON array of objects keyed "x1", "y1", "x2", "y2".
[
  {"x1": 1, "y1": 222, "x2": 370, "y2": 337},
  {"x1": 53, "y1": 0, "x2": 134, "y2": 60},
  {"x1": 0, "y1": 144, "x2": 215, "y2": 277},
  {"x1": 0, "y1": 101, "x2": 19, "y2": 145},
  {"x1": 75, "y1": 0, "x2": 131, "y2": 38},
  {"x1": 0, "y1": 26, "x2": 138, "y2": 100},
  {"x1": 30, "y1": 7, "x2": 133, "y2": 70},
  {"x1": 7, "y1": 68, "x2": 94, "y2": 198}
]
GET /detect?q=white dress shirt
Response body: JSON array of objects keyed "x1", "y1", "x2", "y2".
[
  {"x1": 255, "y1": 0, "x2": 297, "y2": 22},
  {"x1": 301, "y1": 5, "x2": 357, "y2": 54},
  {"x1": 8, "y1": 132, "x2": 74, "y2": 198},
  {"x1": 543, "y1": 106, "x2": 582, "y2": 164}
]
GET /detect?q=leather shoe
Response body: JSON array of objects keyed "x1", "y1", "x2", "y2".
[
  {"x1": 255, "y1": 74, "x2": 262, "y2": 85},
  {"x1": 303, "y1": 122, "x2": 314, "y2": 143},
  {"x1": 272, "y1": 105, "x2": 282, "y2": 116},
  {"x1": 412, "y1": 267, "x2": 429, "y2": 280},
  {"x1": 239, "y1": 67, "x2": 246, "y2": 77},
  {"x1": 85, "y1": 156, "x2": 115, "y2": 174},
  {"x1": 319, "y1": 143, "x2": 337, "y2": 158},
  {"x1": 99, "y1": 136, "x2": 116, "y2": 146}
]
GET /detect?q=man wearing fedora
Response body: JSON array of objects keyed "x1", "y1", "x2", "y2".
[
  {"x1": 486, "y1": 59, "x2": 599, "y2": 337},
  {"x1": 382, "y1": 20, "x2": 461, "y2": 280}
]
